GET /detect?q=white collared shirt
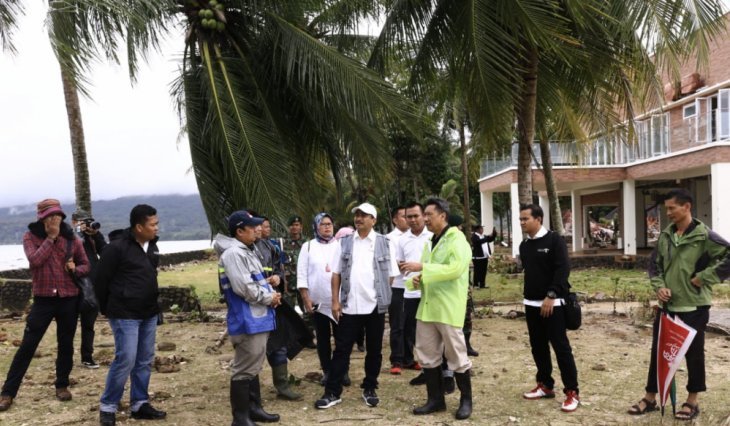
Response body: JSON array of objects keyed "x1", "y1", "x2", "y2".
[
  {"x1": 332, "y1": 229, "x2": 399, "y2": 315},
  {"x1": 395, "y1": 228, "x2": 433, "y2": 298},
  {"x1": 526, "y1": 226, "x2": 549, "y2": 240},
  {"x1": 297, "y1": 239, "x2": 340, "y2": 319},
  {"x1": 387, "y1": 228, "x2": 405, "y2": 289}
]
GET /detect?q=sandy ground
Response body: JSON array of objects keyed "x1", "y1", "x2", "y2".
[{"x1": 1, "y1": 303, "x2": 730, "y2": 426}]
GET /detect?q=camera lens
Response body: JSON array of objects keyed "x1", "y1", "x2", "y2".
[{"x1": 91, "y1": 222, "x2": 101, "y2": 230}]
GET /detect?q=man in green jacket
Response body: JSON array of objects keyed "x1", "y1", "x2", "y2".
[
  {"x1": 628, "y1": 188, "x2": 730, "y2": 421},
  {"x1": 403, "y1": 198, "x2": 473, "y2": 420}
]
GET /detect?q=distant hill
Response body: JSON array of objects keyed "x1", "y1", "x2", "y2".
[{"x1": 0, "y1": 194, "x2": 211, "y2": 244}]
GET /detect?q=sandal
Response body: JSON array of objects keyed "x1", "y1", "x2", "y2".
[
  {"x1": 627, "y1": 398, "x2": 658, "y2": 415},
  {"x1": 675, "y1": 402, "x2": 700, "y2": 421}
]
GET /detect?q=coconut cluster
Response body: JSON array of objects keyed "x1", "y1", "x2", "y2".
[{"x1": 185, "y1": 0, "x2": 227, "y2": 32}]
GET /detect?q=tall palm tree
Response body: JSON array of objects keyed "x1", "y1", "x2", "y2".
[
  {"x1": 174, "y1": 1, "x2": 421, "y2": 233},
  {"x1": 371, "y1": 0, "x2": 726, "y2": 208},
  {"x1": 47, "y1": 1, "x2": 174, "y2": 214}
]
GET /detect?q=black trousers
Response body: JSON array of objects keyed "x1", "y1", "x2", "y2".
[
  {"x1": 313, "y1": 311, "x2": 338, "y2": 373},
  {"x1": 403, "y1": 297, "x2": 420, "y2": 365},
  {"x1": 325, "y1": 308, "x2": 385, "y2": 397},
  {"x1": 525, "y1": 305, "x2": 579, "y2": 393},
  {"x1": 645, "y1": 308, "x2": 709, "y2": 394},
  {"x1": 1, "y1": 296, "x2": 78, "y2": 398},
  {"x1": 388, "y1": 288, "x2": 405, "y2": 365},
  {"x1": 79, "y1": 308, "x2": 98, "y2": 362},
  {"x1": 473, "y1": 258, "x2": 489, "y2": 288}
]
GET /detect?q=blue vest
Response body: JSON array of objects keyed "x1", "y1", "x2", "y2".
[{"x1": 219, "y1": 266, "x2": 276, "y2": 335}]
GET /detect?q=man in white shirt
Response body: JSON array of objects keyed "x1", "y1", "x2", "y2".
[
  {"x1": 397, "y1": 202, "x2": 433, "y2": 375},
  {"x1": 386, "y1": 206, "x2": 409, "y2": 375},
  {"x1": 314, "y1": 203, "x2": 399, "y2": 410}
]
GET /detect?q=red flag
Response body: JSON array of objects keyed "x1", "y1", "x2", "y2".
[{"x1": 657, "y1": 312, "x2": 697, "y2": 410}]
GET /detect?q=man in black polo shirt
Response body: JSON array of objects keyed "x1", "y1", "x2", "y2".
[{"x1": 518, "y1": 204, "x2": 579, "y2": 413}]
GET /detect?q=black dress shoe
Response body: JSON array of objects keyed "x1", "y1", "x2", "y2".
[
  {"x1": 99, "y1": 411, "x2": 116, "y2": 426},
  {"x1": 131, "y1": 403, "x2": 166, "y2": 420}
]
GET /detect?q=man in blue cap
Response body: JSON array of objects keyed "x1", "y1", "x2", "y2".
[{"x1": 214, "y1": 210, "x2": 282, "y2": 425}]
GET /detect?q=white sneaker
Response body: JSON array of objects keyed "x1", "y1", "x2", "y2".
[
  {"x1": 561, "y1": 390, "x2": 580, "y2": 412},
  {"x1": 523, "y1": 383, "x2": 556, "y2": 400}
]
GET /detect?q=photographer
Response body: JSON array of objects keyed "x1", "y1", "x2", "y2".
[{"x1": 71, "y1": 210, "x2": 107, "y2": 369}]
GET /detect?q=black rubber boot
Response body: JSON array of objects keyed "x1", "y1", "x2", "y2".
[
  {"x1": 231, "y1": 379, "x2": 257, "y2": 426},
  {"x1": 249, "y1": 375, "x2": 280, "y2": 423},
  {"x1": 444, "y1": 375, "x2": 455, "y2": 394},
  {"x1": 409, "y1": 371, "x2": 426, "y2": 385},
  {"x1": 454, "y1": 370, "x2": 473, "y2": 420},
  {"x1": 464, "y1": 332, "x2": 479, "y2": 357},
  {"x1": 413, "y1": 368, "x2": 446, "y2": 415},
  {"x1": 272, "y1": 364, "x2": 302, "y2": 401}
]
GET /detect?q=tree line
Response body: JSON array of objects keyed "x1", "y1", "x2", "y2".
[{"x1": 1, "y1": 0, "x2": 725, "y2": 236}]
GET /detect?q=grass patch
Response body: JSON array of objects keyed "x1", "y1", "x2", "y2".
[{"x1": 158, "y1": 260, "x2": 221, "y2": 308}]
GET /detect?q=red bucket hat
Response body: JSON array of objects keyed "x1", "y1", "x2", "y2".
[{"x1": 37, "y1": 198, "x2": 66, "y2": 220}]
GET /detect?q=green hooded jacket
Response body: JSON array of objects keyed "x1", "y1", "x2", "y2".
[
  {"x1": 650, "y1": 218, "x2": 730, "y2": 312},
  {"x1": 408, "y1": 226, "x2": 471, "y2": 327}
]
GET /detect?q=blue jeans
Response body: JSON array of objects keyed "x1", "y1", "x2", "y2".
[{"x1": 100, "y1": 316, "x2": 157, "y2": 413}]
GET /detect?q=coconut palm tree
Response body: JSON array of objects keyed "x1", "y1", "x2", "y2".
[
  {"x1": 46, "y1": 1, "x2": 174, "y2": 214},
  {"x1": 174, "y1": 0, "x2": 421, "y2": 233},
  {"x1": 370, "y1": 0, "x2": 726, "y2": 208}
]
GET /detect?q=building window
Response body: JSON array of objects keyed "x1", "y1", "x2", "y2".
[
  {"x1": 719, "y1": 89, "x2": 730, "y2": 140},
  {"x1": 683, "y1": 103, "x2": 697, "y2": 119},
  {"x1": 636, "y1": 112, "x2": 669, "y2": 159}
]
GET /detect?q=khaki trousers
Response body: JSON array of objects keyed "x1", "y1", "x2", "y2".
[
  {"x1": 230, "y1": 332, "x2": 269, "y2": 381},
  {"x1": 414, "y1": 320, "x2": 472, "y2": 373}
]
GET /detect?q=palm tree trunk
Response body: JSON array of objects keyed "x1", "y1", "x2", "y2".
[
  {"x1": 538, "y1": 136, "x2": 565, "y2": 235},
  {"x1": 457, "y1": 119, "x2": 470, "y2": 233},
  {"x1": 515, "y1": 47, "x2": 539, "y2": 206},
  {"x1": 60, "y1": 67, "x2": 91, "y2": 213}
]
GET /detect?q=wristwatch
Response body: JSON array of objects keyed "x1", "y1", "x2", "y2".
[{"x1": 546, "y1": 290, "x2": 557, "y2": 299}]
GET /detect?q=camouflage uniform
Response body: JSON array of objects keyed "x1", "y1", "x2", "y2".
[
  {"x1": 463, "y1": 286, "x2": 475, "y2": 335},
  {"x1": 282, "y1": 237, "x2": 305, "y2": 306}
]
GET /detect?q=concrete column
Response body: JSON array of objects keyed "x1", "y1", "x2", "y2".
[
  {"x1": 480, "y1": 191, "x2": 494, "y2": 232},
  {"x1": 711, "y1": 163, "x2": 730, "y2": 238},
  {"x1": 622, "y1": 179, "x2": 637, "y2": 255},
  {"x1": 538, "y1": 193, "x2": 550, "y2": 231},
  {"x1": 571, "y1": 190, "x2": 582, "y2": 252},
  {"x1": 510, "y1": 182, "x2": 521, "y2": 257}
]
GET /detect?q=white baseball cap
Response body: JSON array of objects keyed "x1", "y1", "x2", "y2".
[{"x1": 351, "y1": 202, "x2": 377, "y2": 219}]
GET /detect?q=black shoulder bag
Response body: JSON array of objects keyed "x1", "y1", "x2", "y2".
[
  {"x1": 564, "y1": 291, "x2": 582, "y2": 331},
  {"x1": 65, "y1": 239, "x2": 99, "y2": 313}
]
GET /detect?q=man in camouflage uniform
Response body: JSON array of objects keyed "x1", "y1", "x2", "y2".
[
  {"x1": 463, "y1": 287, "x2": 478, "y2": 356},
  {"x1": 282, "y1": 215, "x2": 315, "y2": 347},
  {"x1": 282, "y1": 216, "x2": 306, "y2": 306}
]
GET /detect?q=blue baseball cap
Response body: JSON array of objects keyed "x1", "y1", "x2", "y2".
[{"x1": 228, "y1": 209, "x2": 265, "y2": 235}]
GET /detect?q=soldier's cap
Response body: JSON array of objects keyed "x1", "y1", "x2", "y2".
[
  {"x1": 287, "y1": 215, "x2": 302, "y2": 226},
  {"x1": 229, "y1": 210, "x2": 265, "y2": 235},
  {"x1": 448, "y1": 214, "x2": 463, "y2": 227}
]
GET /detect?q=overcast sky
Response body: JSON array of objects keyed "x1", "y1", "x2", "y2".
[{"x1": 0, "y1": 2, "x2": 197, "y2": 208}]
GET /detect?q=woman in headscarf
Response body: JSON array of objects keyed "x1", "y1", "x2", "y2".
[{"x1": 296, "y1": 213, "x2": 348, "y2": 385}]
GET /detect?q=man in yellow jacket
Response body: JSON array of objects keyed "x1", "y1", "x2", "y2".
[{"x1": 402, "y1": 198, "x2": 473, "y2": 420}]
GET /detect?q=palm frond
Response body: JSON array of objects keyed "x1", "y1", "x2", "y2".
[{"x1": 0, "y1": 0, "x2": 23, "y2": 53}]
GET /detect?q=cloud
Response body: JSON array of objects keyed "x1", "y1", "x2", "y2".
[{"x1": 0, "y1": 2, "x2": 198, "y2": 208}]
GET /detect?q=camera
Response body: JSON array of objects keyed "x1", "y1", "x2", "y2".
[{"x1": 83, "y1": 218, "x2": 101, "y2": 231}]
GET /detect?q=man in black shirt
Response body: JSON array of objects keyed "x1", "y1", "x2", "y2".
[
  {"x1": 518, "y1": 204, "x2": 579, "y2": 413},
  {"x1": 471, "y1": 225, "x2": 496, "y2": 289}
]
